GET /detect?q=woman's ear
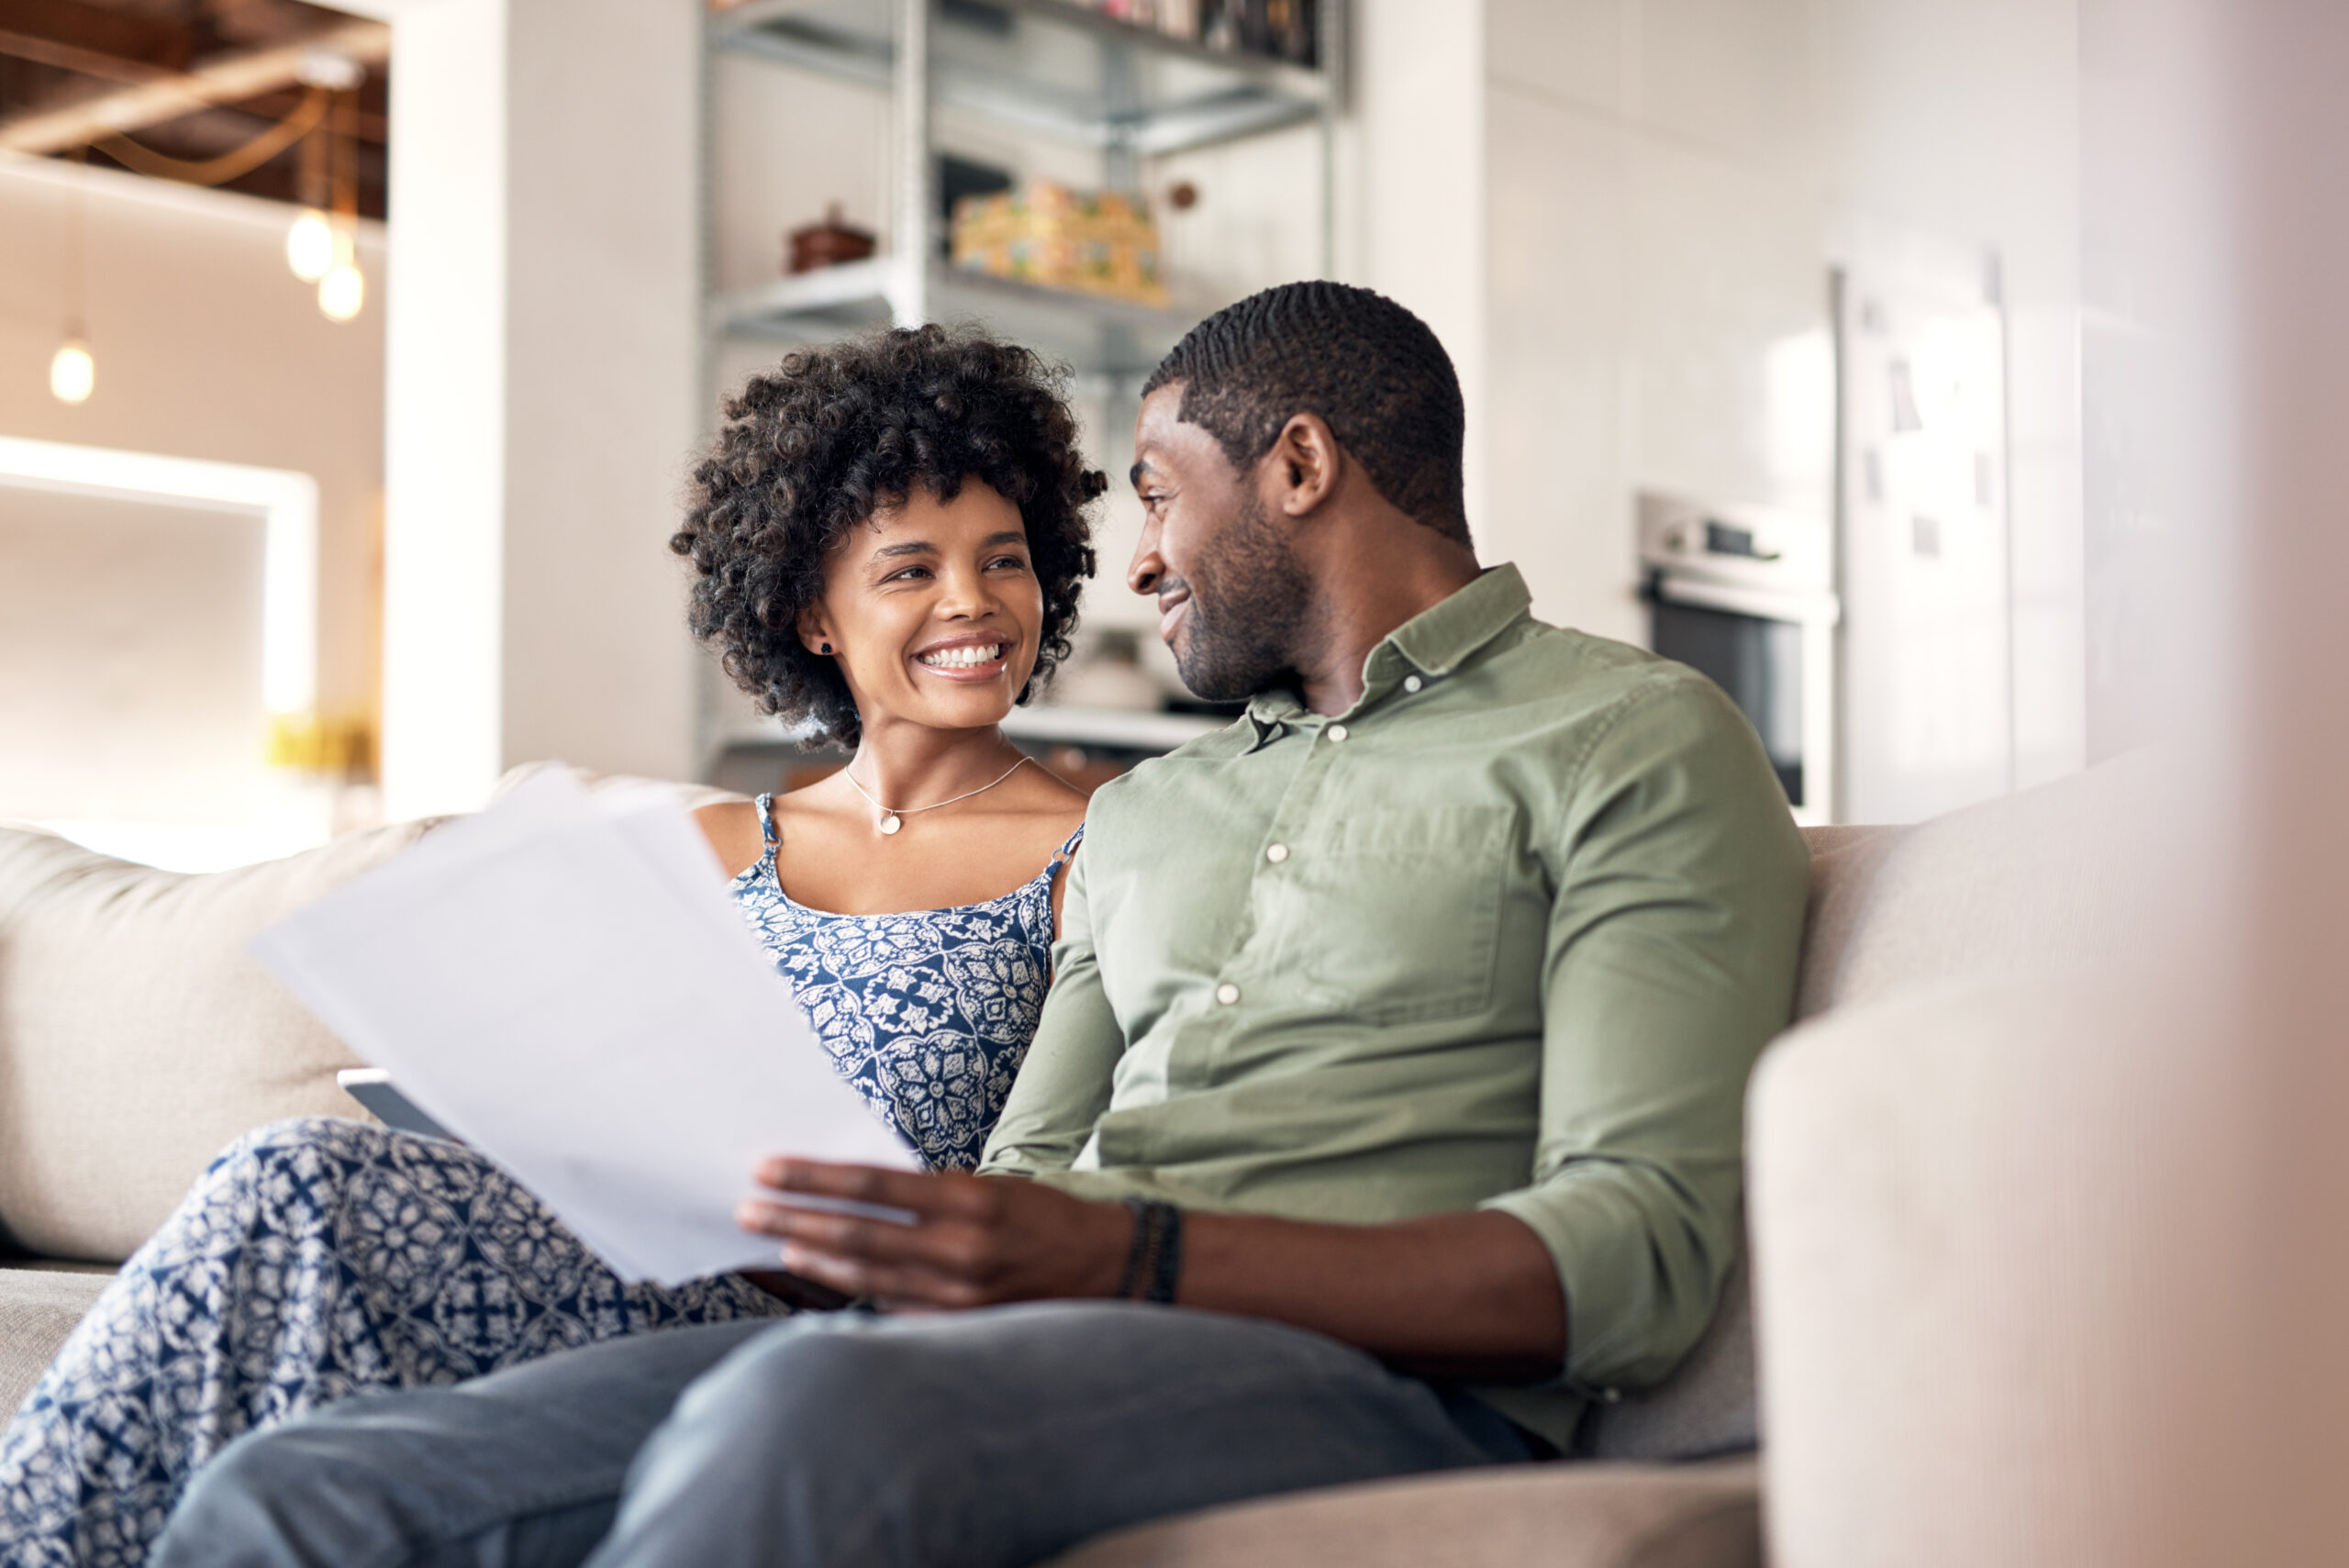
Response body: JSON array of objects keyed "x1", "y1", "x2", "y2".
[{"x1": 799, "y1": 611, "x2": 837, "y2": 659}]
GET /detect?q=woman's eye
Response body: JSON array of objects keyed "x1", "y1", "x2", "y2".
[
  {"x1": 987, "y1": 555, "x2": 1030, "y2": 571},
  {"x1": 884, "y1": 565, "x2": 931, "y2": 583}
]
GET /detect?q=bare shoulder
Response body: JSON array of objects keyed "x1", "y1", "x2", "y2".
[
  {"x1": 694, "y1": 798, "x2": 769, "y2": 878},
  {"x1": 1019, "y1": 762, "x2": 1090, "y2": 844}
]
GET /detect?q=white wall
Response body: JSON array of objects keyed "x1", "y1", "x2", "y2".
[
  {"x1": 0, "y1": 155, "x2": 385, "y2": 729},
  {"x1": 1479, "y1": 0, "x2": 2087, "y2": 812},
  {"x1": 379, "y1": 0, "x2": 703, "y2": 818},
  {"x1": 1344, "y1": 0, "x2": 1488, "y2": 532}
]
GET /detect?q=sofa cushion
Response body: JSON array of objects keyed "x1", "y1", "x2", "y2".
[
  {"x1": 0, "y1": 768, "x2": 744, "y2": 1267},
  {"x1": 0, "y1": 821, "x2": 429, "y2": 1262},
  {"x1": 1044, "y1": 1456, "x2": 1759, "y2": 1568},
  {"x1": 1794, "y1": 749, "x2": 2181, "y2": 1020},
  {"x1": 1586, "y1": 751, "x2": 2184, "y2": 1462},
  {"x1": 1577, "y1": 1236, "x2": 1757, "y2": 1461},
  {"x1": 0, "y1": 1266, "x2": 116, "y2": 1418}
]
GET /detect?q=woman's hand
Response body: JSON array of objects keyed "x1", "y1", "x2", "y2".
[{"x1": 738, "y1": 1160, "x2": 1132, "y2": 1311}]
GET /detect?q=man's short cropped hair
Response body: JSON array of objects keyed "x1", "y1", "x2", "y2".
[{"x1": 1141, "y1": 281, "x2": 1469, "y2": 545}]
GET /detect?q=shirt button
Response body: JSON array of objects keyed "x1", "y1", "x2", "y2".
[
  {"x1": 1215, "y1": 983, "x2": 1241, "y2": 1006},
  {"x1": 1403, "y1": 675, "x2": 1424, "y2": 694},
  {"x1": 1265, "y1": 843, "x2": 1290, "y2": 864},
  {"x1": 1327, "y1": 724, "x2": 1350, "y2": 743}
]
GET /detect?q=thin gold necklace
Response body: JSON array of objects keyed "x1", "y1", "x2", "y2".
[{"x1": 841, "y1": 754, "x2": 1032, "y2": 837}]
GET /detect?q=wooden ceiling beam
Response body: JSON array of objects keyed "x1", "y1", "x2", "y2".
[
  {"x1": 0, "y1": 0, "x2": 194, "y2": 81},
  {"x1": 0, "y1": 15, "x2": 387, "y2": 155}
]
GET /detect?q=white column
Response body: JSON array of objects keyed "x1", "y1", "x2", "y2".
[
  {"x1": 1346, "y1": 0, "x2": 1487, "y2": 531},
  {"x1": 377, "y1": 0, "x2": 702, "y2": 819}
]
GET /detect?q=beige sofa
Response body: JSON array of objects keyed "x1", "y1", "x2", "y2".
[{"x1": 0, "y1": 755, "x2": 2168, "y2": 1564}]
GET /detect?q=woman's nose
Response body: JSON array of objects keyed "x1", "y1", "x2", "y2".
[{"x1": 937, "y1": 564, "x2": 997, "y2": 617}]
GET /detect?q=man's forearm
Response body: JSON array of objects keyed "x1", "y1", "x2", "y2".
[
  {"x1": 1173, "y1": 1208, "x2": 1566, "y2": 1382},
  {"x1": 743, "y1": 1162, "x2": 1566, "y2": 1380}
]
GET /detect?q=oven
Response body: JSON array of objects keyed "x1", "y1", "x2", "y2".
[{"x1": 1637, "y1": 493, "x2": 1840, "y2": 825}]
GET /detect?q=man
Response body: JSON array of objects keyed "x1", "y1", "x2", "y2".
[{"x1": 155, "y1": 283, "x2": 1809, "y2": 1567}]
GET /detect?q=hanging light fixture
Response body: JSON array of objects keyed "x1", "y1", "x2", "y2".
[
  {"x1": 284, "y1": 53, "x2": 355, "y2": 284},
  {"x1": 50, "y1": 147, "x2": 93, "y2": 405},
  {"x1": 315, "y1": 73, "x2": 364, "y2": 322},
  {"x1": 49, "y1": 339, "x2": 95, "y2": 405},
  {"x1": 286, "y1": 209, "x2": 334, "y2": 282},
  {"x1": 318, "y1": 240, "x2": 365, "y2": 322}
]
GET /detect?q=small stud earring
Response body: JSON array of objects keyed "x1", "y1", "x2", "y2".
[{"x1": 819, "y1": 642, "x2": 832, "y2": 654}]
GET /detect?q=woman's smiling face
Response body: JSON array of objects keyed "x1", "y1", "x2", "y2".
[{"x1": 802, "y1": 477, "x2": 1045, "y2": 737}]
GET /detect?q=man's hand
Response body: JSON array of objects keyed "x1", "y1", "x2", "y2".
[
  {"x1": 740, "y1": 1161, "x2": 1568, "y2": 1380},
  {"x1": 738, "y1": 1161, "x2": 1133, "y2": 1311}
]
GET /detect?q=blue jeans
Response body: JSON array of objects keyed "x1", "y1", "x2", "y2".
[{"x1": 149, "y1": 1302, "x2": 1539, "y2": 1568}]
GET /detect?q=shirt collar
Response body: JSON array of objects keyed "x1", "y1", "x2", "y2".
[{"x1": 1242, "y1": 564, "x2": 1534, "y2": 747}]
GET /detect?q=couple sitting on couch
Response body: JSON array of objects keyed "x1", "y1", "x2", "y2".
[{"x1": 0, "y1": 283, "x2": 1809, "y2": 1568}]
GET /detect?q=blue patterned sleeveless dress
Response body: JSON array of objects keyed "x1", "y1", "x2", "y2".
[{"x1": 0, "y1": 803, "x2": 1082, "y2": 1568}]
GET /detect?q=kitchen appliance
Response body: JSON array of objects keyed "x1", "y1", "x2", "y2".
[
  {"x1": 1638, "y1": 491, "x2": 1840, "y2": 825},
  {"x1": 1833, "y1": 256, "x2": 2012, "y2": 824}
]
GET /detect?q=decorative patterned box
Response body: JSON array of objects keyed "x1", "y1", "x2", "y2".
[{"x1": 951, "y1": 181, "x2": 1169, "y2": 307}]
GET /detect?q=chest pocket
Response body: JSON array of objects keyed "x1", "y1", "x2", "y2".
[{"x1": 1287, "y1": 805, "x2": 1514, "y2": 1026}]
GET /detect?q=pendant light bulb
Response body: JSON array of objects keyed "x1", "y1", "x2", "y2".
[
  {"x1": 49, "y1": 338, "x2": 94, "y2": 405},
  {"x1": 317, "y1": 255, "x2": 364, "y2": 323},
  {"x1": 285, "y1": 208, "x2": 334, "y2": 282}
]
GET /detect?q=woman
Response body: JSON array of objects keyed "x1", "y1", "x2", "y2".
[{"x1": 0, "y1": 324, "x2": 1103, "y2": 1568}]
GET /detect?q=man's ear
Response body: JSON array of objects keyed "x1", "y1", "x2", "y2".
[{"x1": 1265, "y1": 413, "x2": 1341, "y2": 519}]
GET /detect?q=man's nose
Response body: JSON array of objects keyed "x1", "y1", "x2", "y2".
[{"x1": 1128, "y1": 517, "x2": 1163, "y2": 597}]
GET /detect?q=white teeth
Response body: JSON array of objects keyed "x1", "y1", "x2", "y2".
[{"x1": 918, "y1": 644, "x2": 1004, "y2": 669}]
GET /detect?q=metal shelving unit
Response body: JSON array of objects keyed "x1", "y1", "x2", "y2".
[
  {"x1": 704, "y1": 0, "x2": 1341, "y2": 366},
  {"x1": 696, "y1": 0, "x2": 1341, "y2": 775},
  {"x1": 708, "y1": 255, "x2": 1210, "y2": 378}
]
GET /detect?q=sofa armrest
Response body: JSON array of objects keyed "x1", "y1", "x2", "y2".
[
  {"x1": 0, "y1": 1265, "x2": 114, "y2": 1417},
  {"x1": 1042, "y1": 1458, "x2": 1759, "y2": 1568},
  {"x1": 1747, "y1": 974, "x2": 2223, "y2": 1568}
]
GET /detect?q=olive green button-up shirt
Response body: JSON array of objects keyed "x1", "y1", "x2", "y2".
[{"x1": 979, "y1": 564, "x2": 1809, "y2": 1450}]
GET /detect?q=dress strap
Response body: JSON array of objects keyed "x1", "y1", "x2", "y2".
[
  {"x1": 1047, "y1": 822, "x2": 1085, "y2": 876},
  {"x1": 754, "y1": 793, "x2": 779, "y2": 850}
]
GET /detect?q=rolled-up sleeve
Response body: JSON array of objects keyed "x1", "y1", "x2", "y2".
[
  {"x1": 980, "y1": 847, "x2": 1124, "y2": 1177},
  {"x1": 1479, "y1": 674, "x2": 1809, "y2": 1391}
]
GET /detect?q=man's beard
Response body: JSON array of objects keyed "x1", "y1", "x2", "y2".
[{"x1": 1167, "y1": 495, "x2": 1315, "y2": 703}]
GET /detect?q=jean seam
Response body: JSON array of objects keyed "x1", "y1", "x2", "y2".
[
  {"x1": 790, "y1": 1354, "x2": 1475, "y2": 1566},
  {"x1": 337, "y1": 1474, "x2": 629, "y2": 1568}
]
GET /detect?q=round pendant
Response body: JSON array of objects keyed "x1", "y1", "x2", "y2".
[{"x1": 879, "y1": 813, "x2": 902, "y2": 835}]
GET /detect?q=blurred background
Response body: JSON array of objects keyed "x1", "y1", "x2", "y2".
[{"x1": 0, "y1": 0, "x2": 2114, "y2": 863}]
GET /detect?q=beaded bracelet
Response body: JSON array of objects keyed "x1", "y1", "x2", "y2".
[{"x1": 1116, "y1": 1196, "x2": 1184, "y2": 1305}]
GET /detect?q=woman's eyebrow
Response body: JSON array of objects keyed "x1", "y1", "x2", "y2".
[
  {"x1": 980, "y1": 530, "x2": 1028, "y2": 549},
  {"x1": 868, "y1": 540, "x2": 938, "y2": 562}
]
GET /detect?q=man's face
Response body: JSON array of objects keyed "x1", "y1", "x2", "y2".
[{"x1": 1126, "y1": 384, "x2": 1312, "y2": 702}]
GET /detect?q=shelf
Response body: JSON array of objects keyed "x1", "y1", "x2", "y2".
[
  {"x1": 711, "y1": 255, "x2": 1208, "y2": 376},
  {"x1": 710, "y1": 0, "x2": 1331, "y2": 156},
  {"x1": 714, "y1": 704, "x2": 1225, "y2": 756}
]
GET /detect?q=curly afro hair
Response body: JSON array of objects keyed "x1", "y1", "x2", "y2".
[{"x1": 672, "y1": 325, "x2": 1104, "y2": 747}]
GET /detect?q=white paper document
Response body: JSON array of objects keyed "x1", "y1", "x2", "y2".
[{"x1": 251, "y1": 768, "x2": 919, "y2": 1285}]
